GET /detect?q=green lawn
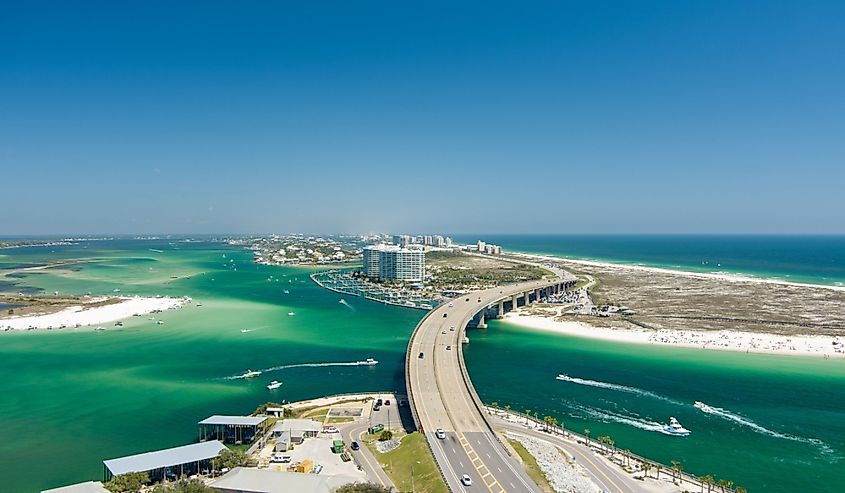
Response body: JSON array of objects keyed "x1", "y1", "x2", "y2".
[
  {"x1": 368, "y1": 432, "x2": 448, "y2": 493},
  {"x1": 507, "y1": 438, "x2": 554, "y2": 493},
  {"x1": 225, "y1": 443, "x2": 251, "y2": 453}
]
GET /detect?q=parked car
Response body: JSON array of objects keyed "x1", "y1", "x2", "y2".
[
  {"x1": 384, "y1": 399, "x2": 390, "y2": 406},
  {"x1": 419, "y1": 352, "x2": 424, "y2": 359},
  {"x1": 376, "y1": 398, "x2": 383, "y2": 406},
  {"x1": 446, "y1": 345, "x2": 452, "y2": 350},
  {"x1": 351, "y1": 441, "x2": 360, "y2": 451},
  {"x1": 323, "y1": 426, "x2": 339, "y2": 434},
  {"x1": 270, "y1": 454, "x2": 291, "y2": 463}
]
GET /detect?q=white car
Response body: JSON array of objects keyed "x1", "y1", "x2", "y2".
[
  {"x1": 270, "y1": 454, "x2": 291, "y2": 463},
  {"x1": 322, "y1": 426, "x2": 339, "y2": 434},
  {"x1": 449, "y1": 302, "x2": 454, "y2": 307},
  {"x1": 450, "y1": 325, "x2": 455, "y2": 331},
  {"x1": 461, "y1": 474, "x2": 472, "y2": 486},
  {"x1": 435, "y1": 428, "x2": 446, "y2": 439},
  {"x1": 441, "y1": 330, "x2": 447, "y2": 334}
]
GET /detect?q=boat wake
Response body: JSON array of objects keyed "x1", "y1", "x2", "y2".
[
  {"x1": 694, "y1": 401, "x2": 832, "y2": 453},
  {"x1": 263, "y1": 359, "x2": 377, "y2": 372},
  {"x1": 573, "y1": 404, "x2": 681, "y2": 436},
  {"x1": 339, "y1": 299, "x2": 355, "y2": 310},
  {"x1": 557, "y1": 374, "x2": 684, "y2": 405}
]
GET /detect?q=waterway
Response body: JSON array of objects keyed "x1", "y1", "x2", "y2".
[{"x1": 1, "y1": 237, "x2": 843, "y2": 492}]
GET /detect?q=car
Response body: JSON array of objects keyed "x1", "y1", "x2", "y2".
[
  {"x1": 446, "y1": 345, "x2": 451, "y2": 350},
  {"x1": 450, "y1": 325, "x2": 455, "y2": 330},
  {"x1": 376, "y1": 398, "x2": 383, "y2": 406},
  {"x1": 351, "y1": 441, "x2": 360, "y2": 451},
  {"x1": 323, "y1": 425, "x2": 339, "y2": 433},
  {"x1": 441, "y1": 330, "x2": 447, "y2": 334},
  {"x1": 270, "y1": 454, "x2": 291, "y2": 463},
  {"x1": 448, "y1": 302, "x2": 454, "y2": 307},
  {"x1": 477, "y1": 298, "x2": 481, "y2": 302},
  {"x1": 435, "y1": 428, "x2": 446, "y2": 439},
  {"x1": 443, "y1": 313, "x2": 448, "y2": 318},
  {"x1": 461, "y1": 474, "x2": 473, "y2": 486},
  {"x1": 384, "y1": 399, "x2": 391, "y2": 405},
  {"x1": 373, "y1": 404, "x2": 381, "y2": 411},
  {"x1": 466, "y1": 298, "x2": 470, "y2": 302},
  {"x1": 418, "y1": 352, "x2": 424, "y2": 359}
]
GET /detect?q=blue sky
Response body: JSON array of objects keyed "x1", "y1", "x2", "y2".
[{"x1": 2, "y1": 1, "x2": 843, "y2": 235}]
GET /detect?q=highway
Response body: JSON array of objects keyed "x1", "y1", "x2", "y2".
[{"x1": 407, "y1": 276, "x2": 573, "y2": 493}]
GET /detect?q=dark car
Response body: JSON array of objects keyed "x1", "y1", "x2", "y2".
[
  {"x1": 384, "y1": 399, "x2": 391, "y2": 406},
  {"x1": 443, "y1": 313, "x2": 448, "y2": 318},
  {"x1": 351, "y1": 441, "x2": 360, "y2": 451},
  {"x1": 418, "y1": 352, "x2": 424, "y2": 359},
  {"x1": 376, "y1": 398, "x2": 383, "y2": 406}
]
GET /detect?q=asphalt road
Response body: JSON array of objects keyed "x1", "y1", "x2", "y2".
[
  {"x1": 407, "y1": 275, "x2": 574, "y2": 493},
  {"x1": 491, "y1": 416, "x2": 653, "y2": 493}
]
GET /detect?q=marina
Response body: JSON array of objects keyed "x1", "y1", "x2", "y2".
[{"x1": 310, "y1": 270, "x2": 442, "y2": 311}]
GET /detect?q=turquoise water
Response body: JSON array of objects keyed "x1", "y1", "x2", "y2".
[
  {"x1": 452, "y1": 234, "x2": 845, "y2": 286},
  {"x1": 1, "y1": 237, "x2": 844, "y2": 492}
]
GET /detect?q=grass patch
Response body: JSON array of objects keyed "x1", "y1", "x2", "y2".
[
  {"x1": 326, "y1": 416, "x2": 356, "y2": 424},
  {"x1": 368, "y1": 432, "x2": 448, "y2": 493},
  {"x1": 507, "y1": 438, "x2": 554, "y2": 493}
]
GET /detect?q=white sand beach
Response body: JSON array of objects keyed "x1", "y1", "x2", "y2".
[
  {"x1": 0, "y1": 296, "x2": 190, "y2": 331},
  {"x1": 503, "y1": 312, "x2": 845, "y2": 358}
]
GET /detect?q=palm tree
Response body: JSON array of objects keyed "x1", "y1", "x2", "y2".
[
  {"x1": 735, "y1": 486, "x2": 747, "y2": 493},
  {"x1": 655, "y1": 464, "x2": 662, "y2": 480},
  {"x1": 583, "y1": 428, "x2": 591, "y2": 447},
  {"x1": 504, "y1": 404, "x2": 511, "y2": 413},
  {"x1": 670, "y1": 460, "x2": 681, "y2": 482},
  {"x1": 725, "y1": 480, "x2": 734, "y2": 492},
  {"x1": 623, "y1": 449, "x2": 631, "y2": 468},
  {"x1": 642, "y1": 462, "x2": 652, "y2": 479},
  {"x1": 548, "y1": 416, "x2": 558, "y2": 432},
  {"x1": 698, "y1": 475, "x2": 707, "y2": 493},
  {"x1": 717, "y1": 479, "x2": 727, "y2": 493},
  {"x1": 703, "y1": 474, "x2": 715, "y2": 493}
]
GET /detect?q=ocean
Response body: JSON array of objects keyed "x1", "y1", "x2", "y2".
[{"x1": 1, "y1": 236, "x2": 843, "y2": 492}]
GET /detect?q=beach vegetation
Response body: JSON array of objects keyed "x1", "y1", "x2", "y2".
[{"x1": 103, "y1": 471, "x2": 149, "y2": 493}]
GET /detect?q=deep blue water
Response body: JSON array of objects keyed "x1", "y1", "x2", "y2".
[{"x1": 451, "y1": 235, "x2": 845, "y2": 286}]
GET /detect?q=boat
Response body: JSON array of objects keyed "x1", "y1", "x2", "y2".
[
  {"x1": 556, "y1": 374, "x2": 569, "y2": 381},
  {"x1": 114, "y1": 321, "x2": 123, "y2": 327},
  {"x1": 357, "y1": 358, "x2": 378, "y2": 366},
  {"x1": 94, "y1": 326, "x2": 105, "y2": 331},
  {"x1": 288, "y1": 312, "x2": 295, "y2": 316},
  {"x1": 240, "y1": 369, "x2": 262, "y2": 379},
  {"x1": 240, "y1": 329, "x2": 250, "y2": 333},
  {"x1": 283, "y1": 290, "x2": 290, "y2": 294},
  {"x1": 693, "y1": 401, "x2": 706, "y2": 410},
  {"x1": 661, "y1": 417, "x2": 691, "y2": 436},
  {"x1": 267, "y1": 380, "x2": 282, "y2": 390}
]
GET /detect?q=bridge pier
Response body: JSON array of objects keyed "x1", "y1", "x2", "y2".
[
  {"x1": 497, "y1": 300, "x2": 504, "y2": 318},
  {"x1": 534, "y1": 288, "x2": 540, "y2": 303},
  {"x1": 512, "y1": 294, "x2": 519, "y2": 310},
  {"x1": 524, "y1": 291, "x2": 530, "y2": 306}
]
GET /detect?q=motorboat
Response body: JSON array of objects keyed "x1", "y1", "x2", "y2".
[
  {"x1": 357, "y1": 358, "x2": 378, "y2": 366},
  {"x1": 267, "y1": 380, "x2": 282, "y2": 390},
  {"x1": 661, "y1": 417, "x2": 690, "y2": 436},
  {"x1": 241, "y1": 369, "x2": 262, "y2": 379},
  {"x1": 287, "y1": 312, "x2": 295, "y2": 316}
]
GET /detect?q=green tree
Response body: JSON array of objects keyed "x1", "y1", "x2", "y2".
[
  {"x1": 336, "y1": 482, "x2": 393, "y2": 493},
  {"x1": 379, "y1": 430, "x2": 393, "y2": 441},
  {"x1": 150, "y1": 480, "x2": 216, "y2": 493},
  {"x1": 703, "y1": 474, "x2": 715, "y2": 493},
  {"x1": 103, "y1": 471, "x2": 149, "y2": 493},
  {"x1": 583, "y1": 428, "x2": 591, "y2": 447},
  {"x1": 641, "y1": 462, "x2": 651, "y2": 479},
  {"x1": 213, "y1": 448, "x2": 255, "y2": 470}
]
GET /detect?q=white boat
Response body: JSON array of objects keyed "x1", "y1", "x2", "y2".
[
  {"x1": 288, "y1": 312, "x2": 295, "y2": 316},
  {"x1": 240, "y1": 369, "x2": 262, "y2": 379},
  {"x1": 240, "y1": 329, "x2": 250, "y2": 333},
  {"x1": 267, "y1": 380, "x2": 282, "y2": 390},
  {"x1": 661, "y1": 417, "x2": 691, "y2": 436},
  {"x1": 283, "y1": 290, "x2": 290, "y2": 294},
  {"x1": 357, "y1": 357, "x2": 378, "y2": 366},
  {"x1": 693, "y1": 401, "x2": 707, "y2": 410},
  {"x1": 156, "y1": 320, "x2": 165, "y2": 325}
]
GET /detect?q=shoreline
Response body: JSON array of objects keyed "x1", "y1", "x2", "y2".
[
  {"x1": 502, "y1": 312, "x2": 845, "y2": 358},
  {"x1": 506, "y1": 251, "x2": 845, "y2": 293},
  {"x1": 0, "y1": 295, "x2": 190, "y2": 331}
]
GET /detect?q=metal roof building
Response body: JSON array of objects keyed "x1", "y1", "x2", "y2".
[
  {"x1": 103, "y1": 440, "x2": 227, "y2": 480},
  {"x1": 41, "y1": 481, "x2": 109, "y2": 493},
  {"x1": 210, "y1": 467, "x2": 358, "y2": 493},
  {"x1": 198, "y1": 415, "x2": 270, "y2": 444}
]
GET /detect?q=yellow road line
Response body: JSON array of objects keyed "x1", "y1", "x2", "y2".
[{"x1": 356, "y1": 430, "x2": 387, "y2": 488}]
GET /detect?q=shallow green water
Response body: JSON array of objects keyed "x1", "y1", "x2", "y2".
[
  {"x1": 2, "y1": 239, "x2": 843, "y2": 492},
  {"x1": 0, "y1": 240, "x2": 420, "y2": 492}
]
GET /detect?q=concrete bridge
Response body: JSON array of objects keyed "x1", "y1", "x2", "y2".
[{"x1": 405, "y1": 274, "x2": 576, "y2": 493}]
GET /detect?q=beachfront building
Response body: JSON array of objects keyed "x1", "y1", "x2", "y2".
[
  {"x1": 198, "y1": 415, "x2": 270, "y2": 444},
  {"x1": 211, "y1": 467, "x2": 358, "y2": 493},
  {"x1": 362, "y1": 244, "x2": 425, "y2": 282},
  {"x1": 41, "y1": 481, "x2": 109, "y2": 493},
  {"x1": 362, "y1": 245, "x2": 383, "y2": 278},
  {"x1": 103, "y1": 440, "x2": 226, "y2": 482}
]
